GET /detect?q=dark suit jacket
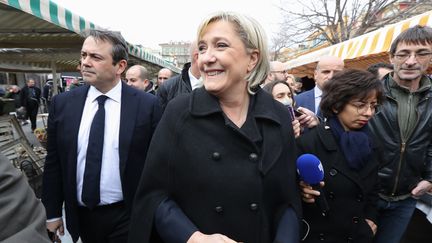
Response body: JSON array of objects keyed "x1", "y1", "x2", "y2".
[
  {"x1": 296, "y1": 123, "x2": 380, "y2": 243},
  {"x1": 42, "y1": 82, "x2": 161, "y2": 242},
  {"x1": 20, "y1": 86, "x2": 41, "y2": 108},
  {"x1": 295, "y1": 88, "x2": 315, "y2": 112}
]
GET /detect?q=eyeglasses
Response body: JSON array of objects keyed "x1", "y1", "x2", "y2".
[
  {"x1": 393, "y1": 51, "x2": 432, "y2": 62},
  {"x1": 271, "y1": 70, "x2": 288, "y2": 74},
  {"x1": 350, "y1": 102, "x2": 379, "y2": 114}
]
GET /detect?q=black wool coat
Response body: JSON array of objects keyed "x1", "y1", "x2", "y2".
[
  {"x1": 296, "y1": 123, "x2": 380, "y2": 243},
  {"x1": 129, "y1": 88, "x2": 302, "y2": 243}
]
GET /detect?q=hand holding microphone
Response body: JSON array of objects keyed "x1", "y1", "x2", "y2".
[{"x1": 297, "y1": 154, "x2": 330, "y2": 216}]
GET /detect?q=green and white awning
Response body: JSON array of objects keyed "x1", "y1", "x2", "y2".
[{"x1": 0, "y1": 0, "x2": 179, "y2": 72}]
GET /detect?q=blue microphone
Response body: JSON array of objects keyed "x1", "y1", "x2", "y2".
[{"x1": 296, "y1": 154, "x2": 330, "y2": 216}]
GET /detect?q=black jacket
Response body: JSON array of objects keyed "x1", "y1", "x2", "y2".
[
  {"x1": 129, "y1": 88, "x2": 302, "y2": 243},
  {"x1": 369, "y1": 74, "x2": 432, "y2": 197},
  {"x1": 296, "y1": 123, "x2": 380, "y2": 243},
  {"x1": 20, "y1": 86, "x2": 41, "y2": 108},
  {"x1": 157, "y1": 62, "x2": 192, "y2": 112}
]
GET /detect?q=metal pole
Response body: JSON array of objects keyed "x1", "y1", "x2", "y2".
[{"x1": 51, "y1": 61, "x2": 58, "y2": 95}]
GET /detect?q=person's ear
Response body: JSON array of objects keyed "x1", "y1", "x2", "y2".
[{"x1": 247, "y1": 50, "x2": 259, "y2": 72}]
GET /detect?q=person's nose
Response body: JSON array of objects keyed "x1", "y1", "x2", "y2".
[
  {"x1": 405, "y1": 54, "x2": 418, "y2": 65},
  {"x1": 199, "y1": 48, "x2": 216, "y2": 64}
]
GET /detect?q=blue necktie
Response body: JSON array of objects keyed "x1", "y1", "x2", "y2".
[{"x1": 82, "y1": 95, "x2": 108, "y2": 209}]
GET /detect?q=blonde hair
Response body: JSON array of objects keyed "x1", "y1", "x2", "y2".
[{"x1": 196, "y1": 12, "x2": 270, "y2": 94}]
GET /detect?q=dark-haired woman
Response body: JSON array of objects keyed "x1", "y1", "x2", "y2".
[
  {"x1": 263, "y1": 80, "x2": 319, "y2": 133},
  {"x1": 297, "y1": 69, "x2": 384, "y2": 243}
]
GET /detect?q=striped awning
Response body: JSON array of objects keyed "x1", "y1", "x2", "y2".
[
  {"x1": 0, "y1": 0, "x2": 179, "y2": 72},
  {"x1": 286, "y1": 10, "x2": 432, "y2": 77}
]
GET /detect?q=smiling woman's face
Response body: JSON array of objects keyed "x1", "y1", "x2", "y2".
[{"x1": 197, "y1": 20, "x2": 258, "y2": 97}]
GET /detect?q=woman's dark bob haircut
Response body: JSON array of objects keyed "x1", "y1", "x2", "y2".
[{"x1": 320, "y1": 69, "x2": 384, "y2": 118}]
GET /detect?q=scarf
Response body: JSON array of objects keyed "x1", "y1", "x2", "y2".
[{"x1": 328, "y1": 117, "x2": 372, "y2": 170}]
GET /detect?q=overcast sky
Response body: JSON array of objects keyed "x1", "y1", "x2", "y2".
[{"x1": 53, "y1": 0, "x2": 286, "y2": 49}]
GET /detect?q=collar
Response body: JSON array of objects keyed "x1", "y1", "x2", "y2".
[
  {"x1": 388, "y1": 73, "x2": 431, "y2": 94},
  {"x1": 87, "y1": 80, "x2": 122, "y2": 103},
  {"x1": 190, "y1": 88, "x2": 281, "y2": 125},
  {"x1": 314, "y1": 86, "x2": 322, "y2": 98},
  {"x1": 188, "y1": 67, "x2": 202, "y2": 90}
]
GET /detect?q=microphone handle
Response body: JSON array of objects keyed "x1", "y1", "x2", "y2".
[
  {"x1": 286, "y1": 105, "x2": 295, "y2": 122},
  {"x1": 312, "y1": 184, "x2": 330, "y2": 217}
]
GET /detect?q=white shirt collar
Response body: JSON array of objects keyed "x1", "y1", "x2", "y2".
[
  {"x1": 314, "y1": 85, "x2": 322, "y2": 98},
  {"x1": 87, "y1": 80, "x2": 122, "y2": 103},
  {"x1": 188, "y1": 68, "x2": 202, "y2": 90}
]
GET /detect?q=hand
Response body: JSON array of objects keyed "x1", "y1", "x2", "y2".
[
  {"x1": 46, "y1": 219, "x2": 64, "y2": 242},
  {"x1": 187, "y1": 231, "x2": 238, "y2": 243},
  {"x1": 292, "y1": 119, "x2": 301, "y2": 138},
  {"x1": 296, "y1": 107, "x2": 319, "y2": 128},
  {"x1": 411, "y1": 180, "x2": 432, "y2": 198},
  {"x1": 365, "y1": 219, "x2": 377, "y2": 235},
  {"x1": 299, "y1": 181, "x2": 325, "y2": 203}
]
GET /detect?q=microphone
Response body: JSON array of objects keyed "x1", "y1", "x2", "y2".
[
  {"x1": 285, "y1": 105, "x2": 296, "y2": 122},
  {"x1": 296, "y1": 154, "x2": 330, "y2": 216}
]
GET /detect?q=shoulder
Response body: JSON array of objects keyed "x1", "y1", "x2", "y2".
[{"x1": 296, "y1": 89, "x2": 314, "y2": 99}]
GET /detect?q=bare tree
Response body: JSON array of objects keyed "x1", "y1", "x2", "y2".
[{"x1": 273, "y1": 0, "x2": 432, "y2": 51}]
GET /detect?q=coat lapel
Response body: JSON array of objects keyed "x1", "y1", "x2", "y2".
[
  {"x1": 64, "y1": 86, "x2": 88, "y2": 202},
  {"x1": 119, "y1": 83, "x2": 138, "y2": 178}
]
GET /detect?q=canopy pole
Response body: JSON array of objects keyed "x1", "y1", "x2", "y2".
[{"x1": 51, "y1": 61, "x2": 59, "y2": 95}]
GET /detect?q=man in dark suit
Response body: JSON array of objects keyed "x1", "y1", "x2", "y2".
[
  {"x1": 42, "y1": 29, "x2": 161, "y2": 243},
  {"x1": 295, "y1": 56, "x2": 344, "y2": 116},
  {"x1": 20, "y1": 78, "x2": 41, "y2": 131}
]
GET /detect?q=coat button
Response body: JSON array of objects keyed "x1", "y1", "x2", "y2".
[
  {"x1": 319, "y1": 233, "x2": 325, "y2": 241},
  {"x1": 249, "y1": 153, "x2": 258, "y2": 162},
  {"x1": 250, "y1": 203, "x2": 259, "y2": 211},
  {"x1": 356, "y1": 194, "x2": 363, "y2": 202},
  {"x1": 215, "y1": 206, "x2": 223, "y2": 213},
  {"x1": 347, "y1": 236, "x2": 353, "y2": 242},
  {"x1": 328, "y1": 191, "x2": 335, "y2": 199},
  {"x1": 211, "y1": 152, "x2": 221, "y2": 161},
  {"x1": 352, "y1": 217, "x2": 359, "y2": 224},
  {"x1": 329, "y1": 168, "x2": 338, "y2": 176}
]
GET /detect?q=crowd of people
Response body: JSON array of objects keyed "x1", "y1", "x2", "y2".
[{"x1": 1, "y1": 10, "x2": 432, "y2": 243}]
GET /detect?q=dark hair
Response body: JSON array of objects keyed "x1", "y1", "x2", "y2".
[
  {"x1": 367, "y1": 62, "x2": 393, "y2": 77},
  {"x1": 389, "y1": 25, "x2": 432, "y2": 55},
  {"x1": 320, "y1": 69, "x2": 384, "y2": 118},
  {"x1": 263, "y1": 80, "x2": 296, "y2": 106},
  {"x1": 82, "y1": 29, "x2": 128, "y2": 64}
]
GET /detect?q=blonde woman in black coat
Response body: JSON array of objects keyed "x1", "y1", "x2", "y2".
[
  {"x1": 297, "y1": 69, "x2": 384, "y2": 243},
  {"x1": 129, "y1": 12, "x2": 302, "y2": 243}
]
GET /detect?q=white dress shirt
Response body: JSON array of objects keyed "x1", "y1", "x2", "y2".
[
  {"x1": 314, "y1": 86, "x2": 323, "y2": 114},
  {"x1": 76, "y1": 81, "x2": 123, "y2": 206},
  {"x1": 188, "y1": 68, "x2": 202, "y2": 90}
]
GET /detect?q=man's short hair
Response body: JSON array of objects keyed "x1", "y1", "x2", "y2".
[
  {"x1": 367, "y1": 62, "x2": 393, "y2": 77},
  {"x1": 82, "y1": 29, "x2": 128, "y2": 64},
  {"x1": 389, "y1": 25, "x2": 432, "y2": 55}
]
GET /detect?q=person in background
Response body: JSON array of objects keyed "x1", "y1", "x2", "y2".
[
  {"x1": 295, "y1": 56, "x2": 344, "y2": 117},
  {"x1": 298, "y1": 69, "x2": 384, "y2": 242},
  {"x1": 263, "y1": 80, "x2": 319, "y2": 134},
  {"x1": 285, "y1": 73, "x2": 299, "y2": 94},
  {"x1": 262, "y1": 61, "x2": 287, "y2": 86},
  {"x1": 20, "y1": 79, "x2": 41, "y2": 131},
  {"x1": 156, "y1": 68, "x2": 173, "y2": 88},
  {"x1": 125, "y1": 65, "x2": 155, "y2": 94},
  {"x1": 367, "y1": 62, "x2": 393, "y2": 80},
  {"x1": 157, "y1": 42, "x2": 201, "y2": 112},
  {"x1": 129, "y1": 11, "x2": 302, "y2": 243},
  {"x1": 369, "y1": 25, "x2": 432, "y2": 243},
  {"x1": 68, "y1": 78, "x2": 81, "y2": 91},
  {"x1": 42, "y1": 29, "x2": 161, "y2": 243}
]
